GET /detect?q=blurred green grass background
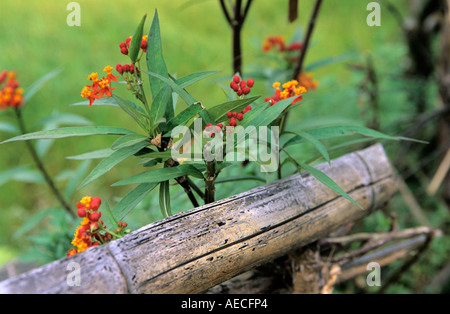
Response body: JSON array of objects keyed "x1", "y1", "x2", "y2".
[{"x1": 0, "y1": 0, "x2": 411, "y2": 266}]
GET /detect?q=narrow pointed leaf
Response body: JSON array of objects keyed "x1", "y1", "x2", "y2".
[
  {"x1": 149, "y1": 86, "x2": 171, "y2": 130},
  {"x1": 112, "y1": 164, "x2": 204, "y2": 186},
  {"x1": 113, "y1": 183, "x2": 158, "y2": 220},
  {"x1": 284, "y1": 130, "x2": 330, "y2": 164},
  {"x1": 159, "y1": 180, "x2": 172, "y2": 218},
  {"x1": 176, "y1": 71, "x2": 220, "y2": 88},
  {"x1": 146, "y1": 70, "x2": 215, "y2": 125},
  {"x1": 147, "y1": 10, "x2": 169, "y2": 98},
  {"x1": 66, "y1": 148, "x2": 114, "y2": 160},
  {"x1": 111, "y1": 134, "x2": 149, "y2": 150},
  {"x1": 209, "y1": 96, "x2": 260, "y2": 124},
  {"x1": 129, "y1": 14, "x2": 147, "y2": 63},
  {"x1": 164, "y1": 102, "x2": 204, "y2": 133},
  {"x1": 112, "y1": 94, "x2": 149, "y2": 132},
  {"x1": 24, "y1": 67, "x2": 62, "y2": 102},
  {"x1": 78, "y1": 141, "x2": 149, "y2": 189},
  {"x1": 299, "y1": 161, "x2": 363, "y2": 210},
  {"x1": 1, "y1": 126, "x2": 136, "y2": 144},
  {"x1": 283, "y1": 125, "x2": 422, "y2": 148}
]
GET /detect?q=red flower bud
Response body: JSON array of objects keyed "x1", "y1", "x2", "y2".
[
  {"x1": 120, "y1": 47, "x2": 129, "y2": 55},
  {"x1": 89, "y1": 211, "x2": 101, "y2": 222},
  {"x1": 230, "y1": 81, "x2": 239, "y2": 92},
  {"x1": 90, "y1": 197, "x2": 102, "y2": 211},
  {"x1": 116, "y1": 64, "x2": 123, "y2": 74},
  {"x1": 214, "y1": 125, "x2": 222, "y2": 133},
  {"x1": 233, "y1": 75, "x2": 240, "y2": 83},
  {"x1": 229, "y1": 117, "x2": 237, "y2": 127},
  {"x1": 122, "y1": 64, "x2": 130, "y2": 72},
  {"x1": 226, "y1": 112, "x2": 232, "y2": 118},
  {"x1": 237, "y1": 113, "x2": 244, "y2": 121},
  {"x1": 242, "y1": 87, "x2": 251, "y2": 95},
  {"x1": 129, "y1": 64, "x2": 135, "y2": 74},
  {"x1": 239, "y1": 80, "x2": 246, "y2": 89},
  {"x1": 237, "y1": 90, "x2": 243, "y2": 96},
  {"x1": 246, "y1": 105, "x2": 252, "y2": 112},
  {"x1": 247, "y1": 78, "x2": 254, "y2": 88},
  {"x1": 125, "y1": 37, "x2": 131, "y2": 47},
  {"x1": 141, "y1": 40, "x2": 148, "y2": 51},
  {"x1": 119, "y1": 42, "x2": 126, "y2": 49},
  {"x1": 77, "y1": 208, "x2": 86, "y2": 218}
]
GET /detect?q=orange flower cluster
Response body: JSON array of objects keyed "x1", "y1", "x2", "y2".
[
  {"x1": 80, "y1": 66, "x2": 119, "y2": 107},
  {"x1": 262, "y1": 36, "x2": 303, "y2": 53},
  {"x1": 265, "y1": 80, "x2": 307, "y2": 106},
  {"x1": 298, "y1": 71, "x2": 319, "y2": 92},
  {"x1": 0, "y1": 70, "x2": 24, "y2": 110},
  {"x1": 67, "y1": 196, "x2": 129, "y2": 257}
]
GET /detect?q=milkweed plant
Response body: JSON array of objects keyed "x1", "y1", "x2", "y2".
[{"x1": 0, "y1": 10, "x2": 408, "y2": 260}]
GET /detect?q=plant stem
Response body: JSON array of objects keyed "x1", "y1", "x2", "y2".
[
  {"x1": 205, "y1": 160, "x2": 217, "y2": 204},
  {"x1": 14, "y1": 108, "x2": 75, "y2": 218},
  {"x1": 280, "y1": 0, "x2": 323, "y2": 134},
  {"x1": 219, "y1": 0, "x2": 254, "y2": 75},
  {"x1": 186, "y1": 176, "x2": 205, "y2": 200},
  {"x1": 133, "y1": 62, "x2": 150, "y2": 116},
  {"x1": 164, "y1": 158, "x2": 200, "y2": 208}
]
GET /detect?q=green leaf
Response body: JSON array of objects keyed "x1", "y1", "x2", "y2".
[
  {"x1": 159, "y1": 180, "x2": 172, "y2": 218},
  {"x1": 113, "y1": 182, "x2": 158, "y2": 220},
  {"x1": 136, "y1": 149, "x2": 178, "y2": 159},
  {"x1": 24, "y1": 67, "x2": 62, "y2": 102},
  {"x1": 304, "y1": 53, "x2": 355, "y2": 72},
  {"x1": 239, "y1": 100, "x2": 270, "y2": 127},
  {"x1": 147, "y1": 10, "x2": 169, "y2": 99},
  {"x1": 111, "y1": 134, "x2": 149, "y2": 150},
  {"x1": 1, "y1": 126, "x2": 136, "y2": 144},
  {"x1": 284, "y1": 130, "x2": 330, "y2": 164},
  {"x1": 70, "y1": 97, "x2": 119, "y2": 107},
  {"x1": 66, "y1": 148, "x2": 114, "y2": 160},
  {"x1": 145, "y1": 70, "x2": 215, "y2": 125},
  {"x1": 34, "y1": 112, "x2": 92, "y2": 128},
  {"x1": 209, "y1": 96, "x2": 260, "y2": 124},
  {"x1": 112, "y1": 163, "x2": 204, "y2": 186},
  {"x1": 78, "y1": 141, "x2": 149, "y2": 189},
  {"x1": 64, "y1": 160, "x2": 91, "y2": 199},
  {"x1": 241, "y1": 96, "x2": 296, "y2": 128},
  {"x1": 176, "y1": 71, "x2": 220, "y2": 88},
  {"x1": 149, "y1": 86, "x2": 171, "y2": 131},
  {"x1": 298, "y1": 161, "x2": 363, "y2": 210},
  {"x1": 111, "y1": 94, "x2": 149, "y2": 133},
  {"x1": 129, "y1": 14, "x2": 147, "y2": 63},
  {"x1": 13, "y1": 208, "x2": 57, "y2": 239},
  {"x1": 0, "y1": 165, "x2": 36, "y2": 187},
  {"x1": 284, "y1": 125, "x2": 407, "y2": 148},
  {"x1": 0, "y1": 122, "x2": 19, "y2": 135},
  {"x1": 164, "y1": 102, "x2": 204, "y2": 133},
  {"x1": 102, "y1": 200, "x2": 118, "y2": 229}
]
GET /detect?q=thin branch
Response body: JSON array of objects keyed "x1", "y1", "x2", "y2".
[
  {"x1": 292, "y1": 0, "x2": 323, "y2": 80},
  {"x1": 280, "y1": 0, "x2": 323, "y2": 136},
  {"x1": 242, "y1": 0, "x2": 253, "y2": 21},
  {"x1": 14, "y1": 108, "x2": 75, "y2": 218},
  {"x1": 219, "y1": 0, "x2": 232, "y2": 25}
]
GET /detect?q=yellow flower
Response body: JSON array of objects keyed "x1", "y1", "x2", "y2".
[
  {"x1": 103, "y1": 65, "x2": 113, "y2": 74},
  {"x1": 87, "y1": 72, "x2": 99, "y2": 82}
]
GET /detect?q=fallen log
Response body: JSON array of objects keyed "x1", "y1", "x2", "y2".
[{"x1": 0, "y1": 144, "x2": 397, "y2": 294}]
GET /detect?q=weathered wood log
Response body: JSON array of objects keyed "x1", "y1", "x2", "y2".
[{"x1": 0, "y1": 144, "x2": 397, "y2": 294}]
